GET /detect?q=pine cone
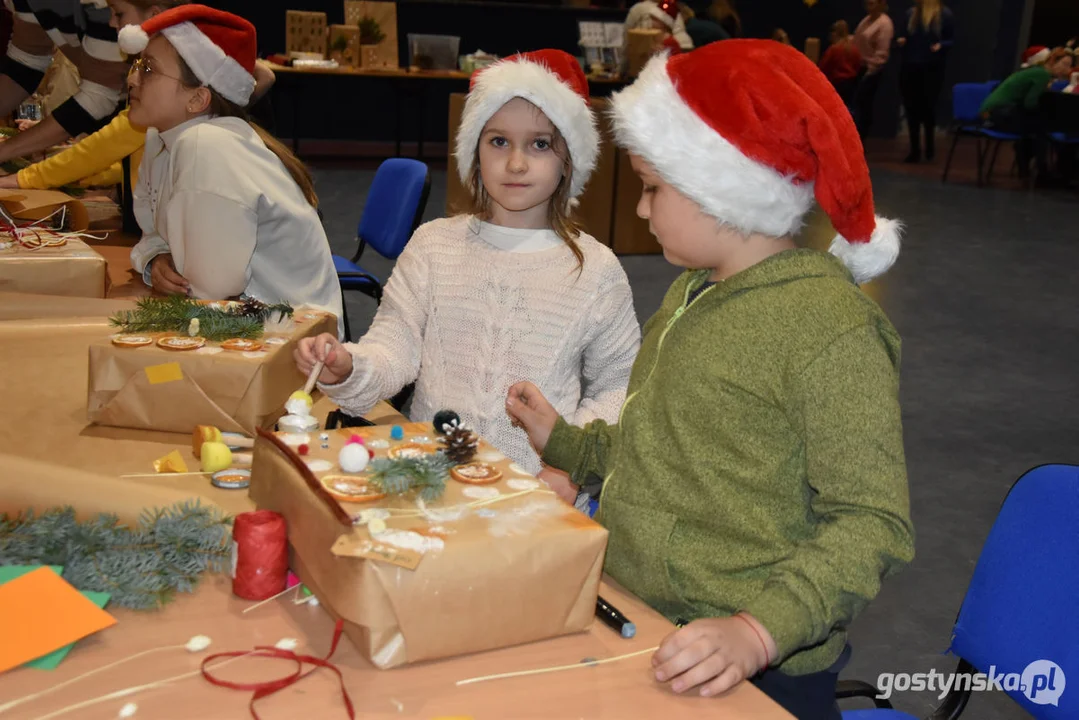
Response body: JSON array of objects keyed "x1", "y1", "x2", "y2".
[
  {"x1": 441, "y1": 421, "x2": 479, "y2": 465},
  {"x1": 238, "y1": 297, "x2": 267, "y2": 317}
]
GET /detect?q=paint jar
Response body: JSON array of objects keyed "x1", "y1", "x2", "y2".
[{"x1": 278, "y1": 414, "x2": 320, "y2": 433}]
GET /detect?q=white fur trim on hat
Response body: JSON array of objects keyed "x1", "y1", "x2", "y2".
[
  {"x1": 454, "y1": 59, "x2": 599, "y2": 200},
  {"x1": 647, "y1": 5, "x2": 675, "y2": 30},
  {"x1": 118, "y1": 24, "x2": 150, "y2": 55},
  {"x1": 828, "y1": 216, "x2": 901, "y2": 284},
  {"x1": 162, "y1": 22, "x2": 255, "y2": 106},
  {"x1": 611, "y1": 54, "x2": 815, "y2": 238}
]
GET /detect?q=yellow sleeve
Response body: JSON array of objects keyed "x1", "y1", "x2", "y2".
[{"x1": 17, "y1": 109, "x2": 147, "y2": 190}]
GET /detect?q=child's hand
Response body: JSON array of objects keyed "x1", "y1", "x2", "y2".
[
  {"x1": 294, "y1": 333, "x2": 353, "y2": 385},
  {"x1": 652, "y1": 614, "x2": 777, "y2": 697},
  {"x1": 0, "y1": 174, "x2": 19, "y2": 189},
  {"x1": 537, "y1": 465, "x2": 578, "y2": 504},
  {"x1": 150, "y1": 254, "x2": 190, "y2": 295},
  {"x1": 505, "y1": 381, "x2": 559, "y2": 452}
]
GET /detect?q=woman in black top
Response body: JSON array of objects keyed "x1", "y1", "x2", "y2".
[{"x1": 896, "y1": 0, "x2": 955, "y2": 162}]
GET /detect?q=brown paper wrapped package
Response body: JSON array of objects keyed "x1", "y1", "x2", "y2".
[
  {"x1": 249, "y1": 423, "x2": 609, "y2": 669},
  {"x1": 0, "y1": 188, "x2": 89, "y2": 231},
  {"x1": 87, "y1": 310, "x2": 337, "y2": 435},
  {"x1": 0, "y1": 237, "x2": 107, "y2": 298}
]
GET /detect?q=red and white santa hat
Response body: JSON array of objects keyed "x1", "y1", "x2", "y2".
[
  {"x1": 1020, "y1": 46, "x2": 1050, "y2": 67},
  {"x1": 648, "y1": 0, "x2": 680, "y2": 31},
  {"x1": 455, "y1": 49, "x2": 599, "y2": 202},
  {"x1": 611, "y1": 40, "x2": 901, "y2": 284},
  {"x1": 118, "y1": 4, "x2": 257, "y2": 107}
]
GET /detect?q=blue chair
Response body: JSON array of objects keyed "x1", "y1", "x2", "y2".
[
  {"x1": 333, "y1": 158, "x2": 431, "y2": 342},
  {"x1": 837, "y1": 464, "x2": 1079, "y2": 719},
  {"x1": 941, "y1": 82, "x2": 1024, "y2": 186}
]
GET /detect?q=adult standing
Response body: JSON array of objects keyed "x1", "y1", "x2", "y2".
[
  {"x1": 853, "y1": 0, "x2": 894, "y2": 139},
  {"x1": 0, "y1": 0, "x2": 128, "y2": 164},
  {"x1": 896, "y1": 0, "x2": 955, "y2": 162}
]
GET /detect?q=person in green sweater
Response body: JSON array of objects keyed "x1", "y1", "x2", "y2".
[
  {"x1": 505, "y1": 40, "x2": 913, "y2": 720},
  {"x1": 981, "y1": 47, "x2": 1074, "y2": 181}
]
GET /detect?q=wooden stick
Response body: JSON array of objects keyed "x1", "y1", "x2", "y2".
[
  {"x1": 455, "y1": 646, "x2": 660, "y2": 687},
  {"x1": 241, "y1": 584, "x2": 300, "y2": 615},
  {"x1": 120, "y1": 472, "x2": 211, "y2": 479},
  {"x1": 303, "y1": 342, "x2": 331, "y2": 395}
]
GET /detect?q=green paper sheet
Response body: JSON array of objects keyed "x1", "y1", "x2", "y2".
[{"x1": 0, "y1": 565, "x2": 112, "y2": 670}]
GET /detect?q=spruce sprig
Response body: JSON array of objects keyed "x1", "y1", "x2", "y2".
[
  {"x1": 0, "y1": 502, "x2": 232, "y2": 610},
  {"x1": 366, "y1": 454, "x2": 454, "y2": 502},
  {"x1": 108, "y1": 296, "x2": 292, "y2": 342}
]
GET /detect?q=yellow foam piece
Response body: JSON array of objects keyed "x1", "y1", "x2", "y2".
[
  {"x1": 153, "y1": 450, "x2": 188, "y2": 474},
  {"x1": 200, "y1": 442, "x2": 232, "y2": 473}
]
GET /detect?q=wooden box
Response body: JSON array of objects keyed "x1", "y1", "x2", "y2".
[
  {"x1": 344, "y1": 1, "x2": 399, "y2": 69},
  {"x1": 286, "y1": 10, "x2": 328, "y2": 58}
]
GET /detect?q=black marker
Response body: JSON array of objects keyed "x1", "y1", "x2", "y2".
[{"x1": 596, "y1": 595, "x2": 636, "y2": 638}]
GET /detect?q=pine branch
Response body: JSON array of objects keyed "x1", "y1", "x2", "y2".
[
  {"x1": 367, "y1": 454, "x2": 453, "y2": 501},
  {"x1": 108, "y1": 296, "x2": 292, "y2": 342},
  {"x1": 0, "y1": 501, "x2": 232, "y2": 610}
]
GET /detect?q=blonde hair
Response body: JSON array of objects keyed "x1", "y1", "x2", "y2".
[
  {"x1": 462, "y1": 104, "x2": 585, "y2": 271},
  {"x1": 910, "y1": 0, "x2": 943, "y2": 33},
  {"x1": 176, "y1": 55, "x2": 319, "y2": 207}
]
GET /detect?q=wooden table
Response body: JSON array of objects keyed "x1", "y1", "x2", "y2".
[{"x1": 0, "y1": 573, "x2": 792, "y2": 720}]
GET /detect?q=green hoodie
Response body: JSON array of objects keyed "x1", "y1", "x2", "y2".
[{"x1": 544, "y1": 248, "x2": 914, "y2": 676}]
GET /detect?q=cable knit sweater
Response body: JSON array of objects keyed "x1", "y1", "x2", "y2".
[{"x1": 321, "y1": 215, "x2": 642, "y2": 474}]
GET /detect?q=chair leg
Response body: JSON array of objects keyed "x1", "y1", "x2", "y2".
[
  {"x1": 986, "y1": 141, "x2": 1003, "y2": 183},
  {"x1": 340, "y1": 286, "x2": 353, "y2": 342},
  {"x1": 941, "y1": 131, "x2": 961, "y2": 184},
  {"x1": 975, "y1": 137, "x2": 987, "y2": 187}
]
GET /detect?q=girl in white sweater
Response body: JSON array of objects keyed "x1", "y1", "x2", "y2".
[
  {"x1": 297, "y1": 50, "x2": 641, "y2": 508},
  {"x1": 122, "y1": 5, "x2": 343, "y2": 334}
]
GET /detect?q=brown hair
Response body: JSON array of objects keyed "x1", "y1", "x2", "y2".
[
  {"x1": 709, "y1": 0, "x2": 741, "y2": 36},
  {"x1": 462, "y1": 104, "x2": 584, "y2": 271},
  {"x1": 831, "y1": 19, "x2": 850, "y2": 41},
  {"x1": 121, "y1": 0, "x2": 188, "y2": 10},
  {"x1": 176, "y1": 54, "x2": 319, "y2": 208},
  {"x1": 1047, "y1": 48, "x2": 1074, "y2": 68}
]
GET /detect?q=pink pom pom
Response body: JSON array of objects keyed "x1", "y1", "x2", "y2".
[{"x1": 348, "y1": 434, "x2": 365, "y2": 445}]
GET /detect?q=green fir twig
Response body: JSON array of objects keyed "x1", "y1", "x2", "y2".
[
  {"x1": 0, "y1": 501, "x2": 232, "y2": 610},
  {"x1": 366, "y1": 454, "x2": 454, "y2": 502},
  {"x1": 108, "y1": 296, "x2": 293, "y2": 342}
]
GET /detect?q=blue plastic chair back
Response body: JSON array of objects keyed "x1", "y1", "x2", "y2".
[
  {"x1": 946, "y1": 464, "x2": 1079, "y2": 718},
  {"x1": 952, "y1": 82, "x2": 992, "y2": 124},
  {"x1": 1049, "y1": 80, "x2": 1068, "y2": 92},
  {"x1": 357, "y1": 158, "x2": 429, "y2": 260}
]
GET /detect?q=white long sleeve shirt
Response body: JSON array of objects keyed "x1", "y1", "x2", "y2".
[
  {"x1": 130, "y1": 116, "x2": 343, "y2": 335},
  {"x1": 321, "y1": 216, "x2": 642, "y2": 475}
]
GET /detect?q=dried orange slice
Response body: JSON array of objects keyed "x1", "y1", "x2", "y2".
[
  {"x1": 157, "y1": 335, "x2": 206, "y2": 351},
  {"x1": 321, "y1": 475, "x2": 386, "y2": 503},
  {"x1": 386, "y1": 442, "x2": 439, "y2": 460},
  {"x1": 450, "y1": 462, "x2": 502, "y2": 485},
  {"x1": 221, "y1": 338, "x2": 263, "y2": 352},
  {"x1": 111, "y1": 335, "x2": 153, "y2": 348}
]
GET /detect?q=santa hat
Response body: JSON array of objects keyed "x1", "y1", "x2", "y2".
[
  {"x1": 648, "y1": 0, "x2": 679, "y2": 30},
  {"x1": 611, "y1": 40, "x2": 901, "y2": 284},
  {"x1": 454, "y1": 49, "x2": 598, "y2": 202},
  {"x1": 118, "y1": 4, "x2": 257, "y2": 107},
  {"x1": 1021, "y1": 46, "x2": 1050, "y2": 67}
]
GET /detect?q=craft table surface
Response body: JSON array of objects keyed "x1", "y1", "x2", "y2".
[{"x1": 0, "y1": 573, "x2": 793, "y2": 720}]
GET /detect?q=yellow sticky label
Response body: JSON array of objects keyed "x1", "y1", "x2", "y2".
[{"x1": 145, "y1": 362, "x2": 183, "y2": 385}]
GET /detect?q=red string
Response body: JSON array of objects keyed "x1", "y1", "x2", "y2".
[
  {"x1": 232, "y1": 510, "x2": 289, "y2": 601},
  {"x1": 201, "y1": 619, "x2": 354, "y2": 719}
]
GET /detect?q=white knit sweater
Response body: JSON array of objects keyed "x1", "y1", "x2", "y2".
[{"x1": 322, "y1": 215, "x2": 641, "y2": 474}]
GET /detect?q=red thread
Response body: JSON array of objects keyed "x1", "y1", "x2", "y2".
[
  {"x1": 232, "y1": 510, "x2": 289, "y2": 601},
  {"x1": 733, "y1": 613, "x2": 771, "y2": 667},
  {"x1": 201, "y1": 619, "x2": 354, "y2": 719}
]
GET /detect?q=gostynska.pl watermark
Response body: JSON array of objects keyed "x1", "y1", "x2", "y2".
[{"x1": 877, "y1": 660, "x2": 1065, "y2": 706}]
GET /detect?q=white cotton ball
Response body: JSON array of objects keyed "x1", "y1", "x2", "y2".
[
  {"x1": 118, "y1": 702, "x2": 138, "y2": 718},
  {"x1": 185, "y1": 635, "x2": 212, "y2": 652},
  {"x1": 274, "y1": 638, "x2": 299, "y2": 651},
  {"x1": 338, "y1": 443, "x2": 369, "y2": 473},
  {"x1": 308, "y1": 596, "x2": 320, "y2": 607}
]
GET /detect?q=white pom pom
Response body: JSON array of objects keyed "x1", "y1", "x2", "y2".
[
  {"x1": 118, "y1": 25, "x2": 150, "y2": 55},
  {"x1": 274, "y1": 638, "x2": 299, "y2": 651},
  {"x1": 338, "y1": 443, "x2": 369, "y2": 473},
  {"x1": 118, "y1": 702, "x2": 138, "y2": 718},
  {"x1": 308, "y1": 596, "x2": 320, "y2": 607},
  {"x1": 828, "y1": 216, "x2": 902, "y2": 285},
  {"x1": 185, "y1": 635, "x2": 212, "y2": 652}
]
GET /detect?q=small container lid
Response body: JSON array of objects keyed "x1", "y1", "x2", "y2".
[{"x1": 211, "y1": 468, "x2": 251, "y2": 490}]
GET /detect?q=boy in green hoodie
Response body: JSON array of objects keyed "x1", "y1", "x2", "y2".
[{"x1": 506, "y1": 40, "x2": 914, "y2": 720}]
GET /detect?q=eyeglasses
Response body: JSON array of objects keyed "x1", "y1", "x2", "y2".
[{"x1": 128, "y1": 56, "x2": 183, "y2": 83}]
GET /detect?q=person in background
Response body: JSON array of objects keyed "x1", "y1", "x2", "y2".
[
  {"x1": 708, "y1": 0, "x2": 741, "y2": 38},
  {"x1": 626, "y1": 0, "x2": 693, "y2": 51},
  {"x1": 683, "y1": 0, "x2": 729, "y2": 49},
  {"x1": 980, "y1": 47, "x2": 1074, "y2": 185},
  {"x1": 896, "y1": 0, "x2": 954, "y2": 163},
  {"x1": 853, "y1": 0, "x2": 894, "y2": 140},
  {"x1": 820, "y1": 20, "x2": 862, "y2": 115},
  {"x1": 772, "y1": 28, "x2": 791, "y2": 46},
  {"x1": 0, "y1": 0, "x2": 129, "y2": 166},
  {"x1": 646, "y1": 0, "x2": 692, "y2": 55},
  {"x1": 1019, "y1": 45, "x2": 1050, "y2": 69}
]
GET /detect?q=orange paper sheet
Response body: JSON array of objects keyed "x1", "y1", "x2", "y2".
[{"x1": 0, "y1": 567, "x2": 117, "y2": 673}]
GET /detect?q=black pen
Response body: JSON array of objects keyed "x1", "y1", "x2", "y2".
[{"x1": 596, "y1": 595, "x2": 636, "y2": 638}]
